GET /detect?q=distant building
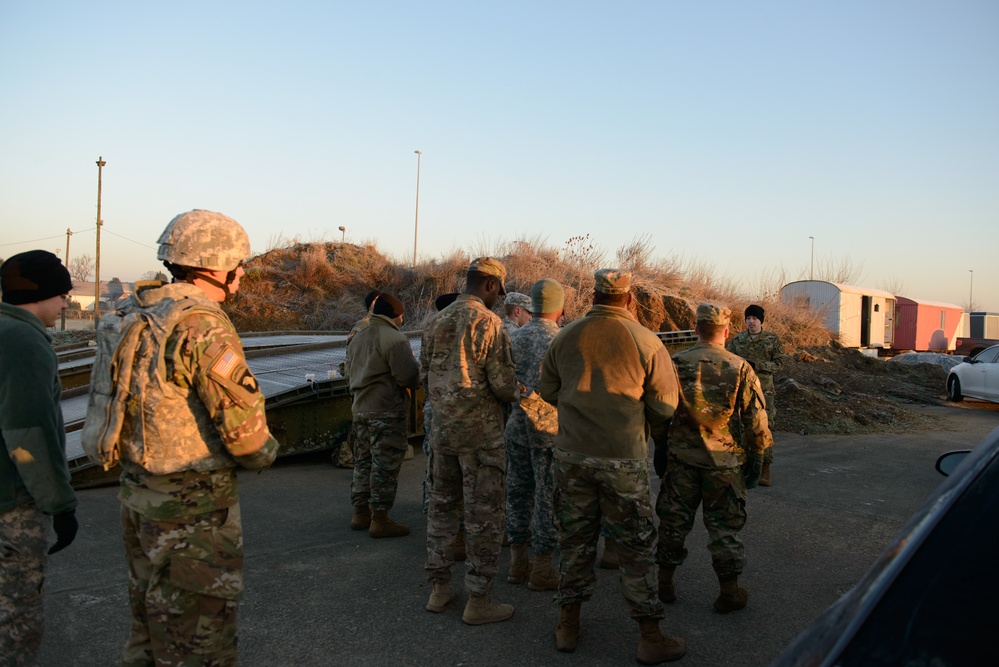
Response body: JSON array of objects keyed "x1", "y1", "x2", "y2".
[
  {"x1": 970, "y1": 312, "x2": 999, "y2": 339},
  {"x1": 893, "y1": 297, "x2": 963, "y2": 352},
  {"x1": 780, "y1": 280, "x2": 896, "y2": 349},
  {"x1": 68, "y1": 280, "x2": 134, "y2": 311}
]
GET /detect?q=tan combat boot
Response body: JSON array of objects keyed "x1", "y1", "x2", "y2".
[
  {"x1": 350, "y1": 505, "x2": 371, "y2": 531},
  {"x1": 452, "y1": 528, "x2": 467, "y2": 562},
  {"x1": 599, "y1": 539, "x2": 620, "y2": 569},
  {"x1": 636, "y1": 617, "x2": 686, "y2": 664},
  {"x1": 368, "y1": 509, "x2": 410, "y2": 538},
  {"x1": 528, "y1": 552, "x2": 558, "y2": 591},
  {"x1": 461, "y1": 594, "x2": 514, "y2": 625},
  {"x1": 713, "y1": 574, "x2": 748, "y2": 613},
  {"x1": 426, "y1": 582, "x2": 456, "y2": 613},
  {"x1": 507, "y1": 544, "x2": 532, "y2": 584},
  {"x1": 554, "y1": 602, "x2": 581, "y2": 653},
  {"x1": 759, "y1": 462, "x2": 772, "y2": 486},
  {"x1": 658, "y1": 566, "x2": 676, "y2": 603}
]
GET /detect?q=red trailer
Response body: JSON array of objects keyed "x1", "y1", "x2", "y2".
[{"x1": 894, "y1": 297, "x2": 964, "y2": 352}]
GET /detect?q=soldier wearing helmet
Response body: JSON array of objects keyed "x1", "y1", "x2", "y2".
[{"x1": 83, "y1": 210, "x2": 279, "y2": 665}]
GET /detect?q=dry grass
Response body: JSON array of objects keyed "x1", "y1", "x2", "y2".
[{"x1": 225, "y1": 236, "x2": 836, "y2": 350}]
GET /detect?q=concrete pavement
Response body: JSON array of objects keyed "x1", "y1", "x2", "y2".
[{"x1": 39, "y1": 403, "x2": 999, "y2": 666}]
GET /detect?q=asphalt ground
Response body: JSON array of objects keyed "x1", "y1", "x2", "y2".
[{"x1": 39, "y1": 402, "x2": 999, "y2": 667}]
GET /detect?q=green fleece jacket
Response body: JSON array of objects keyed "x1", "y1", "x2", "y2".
[
  {"x1": 540, "y1": 304, "x2": 680, "y2": 461},
  {"x1": 345, "y1": 314, "x2": 421, "y2": 415},
  {"x1": 0, "y1": 302, "x2": 77, "y2": 514}
]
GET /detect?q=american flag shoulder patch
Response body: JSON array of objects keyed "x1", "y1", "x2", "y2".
[{"x1": 211, "y1": 347, "x2": 240, "y2": 379}]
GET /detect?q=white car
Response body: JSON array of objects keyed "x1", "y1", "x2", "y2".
[{"x1": 947, "y1": 344, "x2": 999, "y2": 403}]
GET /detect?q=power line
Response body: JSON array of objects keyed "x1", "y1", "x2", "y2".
[
  {"x1": 0, "y1": 227, "x2": 94, "y2": 247},
  {"x1": 102, "y1": 227, "x2": 156, "y2": 249}
]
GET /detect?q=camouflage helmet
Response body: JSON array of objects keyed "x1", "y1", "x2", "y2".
[{"x1": 156, "y1": 209, "x2": 250, "y2": 271}]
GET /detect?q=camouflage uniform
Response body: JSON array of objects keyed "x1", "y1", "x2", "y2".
[
  {"x1": 657, "y1": 340, "x2": 772, "y2": 578},
  {"x1": 540, "y1": 271, "x2": 680, "y2": 619},
  {"x1": 336, "y1": 314, "x2": 373, "y2": 467},
  {"x1": 1, "y1": 296, "x2": 78, "y2": 666},
  {"x1": 345, "y1": 314, "x2": 420, "y2": 512},
  {"x1": 505, "y1": 318, "x2": 561, "y2": 556},
  {"x1": 89, "y1": 281, "x2": 279, "y2": 667},
  {"x1": 727, "y1": 328, "x2": 785, "y2": 462},
  {"x1": 422, "y1": 294, "x2": 520, "y2": 595}
]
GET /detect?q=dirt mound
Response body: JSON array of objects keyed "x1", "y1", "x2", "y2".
[{"x1": 777, "y1": 346, "x2": 948, "y2": 434}]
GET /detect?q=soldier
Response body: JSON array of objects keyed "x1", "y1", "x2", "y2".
[
  {"x1": 82, "y1": 210, "x2": 279, "y2": 666},
  {"x1": 540, "y1": 269, "x2": 685, "y2": 665},
  {"x1": 334, "y1": 290, "x2": 385, "y2": 469},
  {"x1": 505, "y1": 278, "x2": 564, "y2": 592},
  {"x1": 0, "y1": 251, "x2": 79, "y2": 664},
  {"x1": 726, "y1": 304, "x2": 785, "y2": 485},
  {"x1": 345, "y1": 292, "x2": 421, "y2": 537},
  {"x1": 503, "y1": 291, "x2": 532, "y2": 334},
  {"x1": 657, "y1": 303, "x2": 772, "y2": 615},
  {"x1": 421, "y1": 293, "x2": 464, "y2": 558},
  {"x1": 422, "y1": 257, "x2": 521, "y2": 625}
]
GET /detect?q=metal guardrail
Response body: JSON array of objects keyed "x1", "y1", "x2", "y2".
[{"x1": 64, "y1": 329, "x2": 696, "y2": 485}]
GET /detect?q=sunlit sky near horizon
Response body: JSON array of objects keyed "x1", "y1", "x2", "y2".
[{"x1": 2, "y1": 1, "x2": 997, "y2": 311}]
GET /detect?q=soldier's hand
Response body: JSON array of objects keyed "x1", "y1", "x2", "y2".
[
  {"x1": 49, "y1": 510, "x2": 79, "y2": 554},
  {"x1": 742, "y1": 456, "x2": 763, "y2": 489},
  {"x1": 653, "y1": 444, "x2": 669, "y2": 478}
]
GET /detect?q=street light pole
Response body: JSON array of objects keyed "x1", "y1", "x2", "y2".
[
  {"x1": 809, "y1": 236, "x2": 815, "y2": 280},
  {"x1": 969, "y1": 269, "x2": 974, "y2": 311},
  {"x1": 413, "y1": 150, "x2": 422, "y2": 268},
  {"x1": 94, "y1": 156, "x2": 106, "y2": 327},
  {"x1": 338, "y1": 226, "x2": 346, "y2": 243}
]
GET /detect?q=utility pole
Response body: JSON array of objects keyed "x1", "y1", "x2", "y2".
[
  {"x1": 969, "y1": 269, "x2": 974, "y2": 312},
  {"x1": 94, "y1": 156, "x2": 106, "y2": 327},
  {"x1": 413, "y1": 150, "x2": 422, "y2": 268},
  {"x1": 809, "y1": 236, "x2": 815, "y2": 280},
  {"x1": 65, "y1": 228, "x2": 72, "y2": 262}
]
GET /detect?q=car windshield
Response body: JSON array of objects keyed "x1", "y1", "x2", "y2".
[
  {"x1": 972, "y1": 346, "x2": 999, "y2": 364},
  {"x1": 835, "y1": 443, "x2": 999, "y2": 665}
]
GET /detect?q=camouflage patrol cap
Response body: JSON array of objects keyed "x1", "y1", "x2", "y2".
[
  {"x1": 156, "y1": 209, "x2": 251, "y2": 272},
  {"x1": 504, "y1": 292, "x2": 532, "y2": 311},
  {"x1": 531, "y1": 278, "x2": 564, "y2": 314},
  {"x1": 594, "y1": 268, "x2": 631, "y2": 295},
  {"x1": 468, "y1": 256, "x2": 507, "y2": 295},
  {"x1": 696, "y1": 302, "x2": 731, "y2": 325}
]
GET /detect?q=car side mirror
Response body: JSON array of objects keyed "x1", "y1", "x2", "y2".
[
  {"x1": 935, "y1": 450, "x2": 971, "y2": 476},
  {"x1": 962, "y1": 356, "x2": 972, "y2": 363}
]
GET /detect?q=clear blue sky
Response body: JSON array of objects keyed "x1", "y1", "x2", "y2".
[{"x1": 2, "y1": 1, "x2": 997, "y2": 311}]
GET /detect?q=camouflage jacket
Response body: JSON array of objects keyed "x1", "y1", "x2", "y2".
[
  {"x1": 540, "y1": 304, "x2": 680, "y2": 462},
  {"x1": 668, "y1": 341, "x2": 772, "y2": 469},
  {"x1": 345, "y1": 314, "x2": 420, "y2": 416},
  {"x1": 726, "y1": 329, "x2": 785, "y2": 393},
  {"x1": 0, "y1": 303, "x2": 77, "y2": 515},
  {"x1": 509, "y1": 318, "x2": 560, "y2": 441},
  {"x1": 420, "y1": 294, "x2": 520, "y2": 455},
  {"x1": 504, "y1": 319, "x2": 520, "y2": 335},
  {"x1": 102, "y1": 283, "x2": 279, "y2": 519}
]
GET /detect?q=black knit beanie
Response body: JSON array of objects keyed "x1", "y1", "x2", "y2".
[
  {"x1": 435, "y1": 292, "x2": 459, "y2": 312},
  {"x1": 1, "y1": 250, "x2": 74, "y2": 305},
  {"x1": 745, "y1": 304, "x2": 765, "y2": 323},
  {"x1": 373, "y1": 293, "x2": 404, "y2": 318}
]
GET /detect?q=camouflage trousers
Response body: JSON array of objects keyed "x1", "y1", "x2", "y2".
[
  {"x1": 505, "y1": 443, "x2": 557, "y2": 555},
  {"x1": 425, "y1": 446, "x2": 505, "y2": 596},
  {"x1": 553, "y1": 452, "x2": 663, "y2": 619},
  {"x1": 121, "y1": 503, "x2": 243, "y2": 667},
  {"x1": 351, "y1": 415, "x2": 408, "y2": 511},
  {"x1": 0, "y1": 502, "x2": 47, "y2": 667},
  {"x1": 730, "y1": 390, "x2": 776, "y2": 464},
  {"x1": 656, "y1": 459, "x2": 748, "y2": 578}
]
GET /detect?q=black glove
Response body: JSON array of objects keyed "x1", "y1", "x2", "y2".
[
  {"x1": 49, "y1": 510, "x2": 78, "y2": 555},
  {"x1": 650, "y1": 419, "x2": 671, "y2": 478},
  {"x1": 742, "y1": 456, "x2": 763, "y2": 490},
  {"x1": 653, "y1": 444, "x2": 669, "y2": 478}
]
